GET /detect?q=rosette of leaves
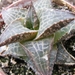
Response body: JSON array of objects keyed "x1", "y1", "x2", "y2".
[{"x1": 0, "y1": 0, "x2": 75, "y2": 75}]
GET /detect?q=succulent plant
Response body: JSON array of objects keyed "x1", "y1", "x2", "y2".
[{"x1": 0, "y1": 0, "x2": 75, "y2": 75}]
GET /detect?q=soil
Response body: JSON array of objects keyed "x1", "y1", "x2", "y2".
[
  {"x1": 63, "y1": 35, "x2": 75, "y2": 57},
  {"x1": 53, "y1": 64, "x2": 75, "y2": 75},
  {"x1": 0, "y1": 55, "x2": 35, "y2": 75}
]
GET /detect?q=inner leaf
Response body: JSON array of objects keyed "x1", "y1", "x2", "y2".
[{"x1": 26, "y1": 4, "x2": 39, "y2": 30}]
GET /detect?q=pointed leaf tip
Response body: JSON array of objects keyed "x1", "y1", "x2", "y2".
[
  {"x1": 35, "y1": 9, "x2": 75, "y2": 40},
  {"x1": 0, "y1": 18, "x2": 37, "y2": 46}
]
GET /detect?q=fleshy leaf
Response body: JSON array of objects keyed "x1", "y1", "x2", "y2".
[
  {"x1": 55, "y1": 42, "x2": 75, "y2": 64},
  {"x1": 35, "y1": 9, "x2": 75, "y2": 40},
  {"x1": 2, "y1": 42, "x2": 27, "y2": 57},
  {"x1": 33, "y1": 0, "x2": 52, "y2": 14},
  {"x1": 0, "y1": 18, "x2": 37, "y2": 46},
  {"x1": 26, "y1": 4, "x2": 39, "y2": 30},
  {"x1": 1, "y1": 7, "x2": 28, "y2": 25},
  {"x1": 20, "y1": 37, "x2": 57, "y2": 75},
  {"x1": 54, "y1": 20, "x2": 75, "y2": 43}
]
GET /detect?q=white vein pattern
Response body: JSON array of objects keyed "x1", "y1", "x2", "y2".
[
  {"x1": 2, "y1": 7, "x2": 28, "y2": 25},
  {"x1": 0, "y1": 19, "x2": 37, "y2": 46},
  {"x1": 35, "y1": 9, "x2": 75, "y2": 40},
  {"x1": 22, "y1": 38, "x2": 54, "y2": 75},
  {"x1": 33, "y1": 0, "x2": 52, "y2": 16},
  {"x1": 3, "y1": 42, "x2": 26, "y2": 56}
]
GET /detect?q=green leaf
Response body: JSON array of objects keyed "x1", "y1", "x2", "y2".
[
  {"x1": 26, "y1": 5, "x2": 39, "y2": 30},
  {"x1": 2, "y1": 7, "x2": 28, "y2": 25},
  {"x1": 0, "y1": 18, "x2": 37, "y2": 46},
  {"x1": 35, "y1": 9, "x2": 75, "y2": 40},
  {"x1": 54, "y1": 20, "x2": 75, "y2": 43},
  {"x1": 20, "y1": 37, "x2": 57, "y2": 75}
]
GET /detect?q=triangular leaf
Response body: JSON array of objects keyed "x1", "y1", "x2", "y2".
[
  {"x1": 54, "y1": 20, "x2": 75, "y2": 43},
  {"x1": 35, "y1": 9, "x2": 75, "y2": 40},
  {"x1": 2, "y1": 7, "x2": 28, "y2": 25},
  {"x1": 56, "y1": 42, "x2": 75, "y2": 64},
  {"x1": 26, "y1": 4, "x2": 39, "y2": 30},
  {"x1": 20, "y1": 37, "x2": 56, "y2": 75},
  {"x1": 0, "y1": 18, "x2": 37, "y2": 46}
]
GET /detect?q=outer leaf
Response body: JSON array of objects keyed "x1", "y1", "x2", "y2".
[
  {"x1": 2, "y1": 7, "x2": 28, "y2": 25},
  {"x1": 55, "y1": 42, "x2": 75, "y2": 64},
  {"x1": 35, "y1": 9, "x2": 75, "y2": 40},
  {"x1": 4, "y1": 0, "x2": 32, "y2": 9},
  {"x1": 20, "y1": 37, "x2": 57, "y2": 75},
  {"x1": 0, "y1": 18, "x2": 37, "y2": 46},
  {"x1": 2, "y1": 42, "x2": 27, "y2": 57},
  {"x1": 53, "y1": 0, "x2": 75, "y2": 13},
  {"x1": 54, "y1": 20, "x2": 75, "y2": 43}
]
